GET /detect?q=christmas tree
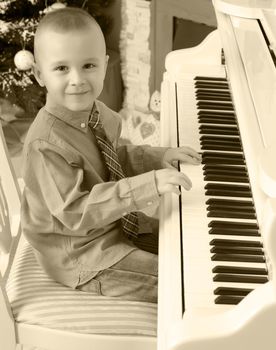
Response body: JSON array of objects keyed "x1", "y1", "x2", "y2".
[{"x1": 0, "y1": 0, "x2": 114, "y2": 119}]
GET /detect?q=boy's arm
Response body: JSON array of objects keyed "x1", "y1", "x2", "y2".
[
  {"x1": 23, "y1": 140, "x2": 160, "y2": 236},
  {"x1": 117, "y1": 143, "x2": 168, "y2": 177},
  {"x1": 115, "y1": 120, "x2": 168, "y2": 176}
]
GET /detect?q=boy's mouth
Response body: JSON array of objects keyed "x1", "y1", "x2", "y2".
[{"x1": 67, "y1": 91, "x2": 89, "y2": 95}]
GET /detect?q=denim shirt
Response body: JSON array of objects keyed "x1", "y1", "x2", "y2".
[{"x1": 21, "y1": 96, "x2": 167, "y2": 288}]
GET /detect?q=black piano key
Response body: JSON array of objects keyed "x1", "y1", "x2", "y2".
[
  {"x1": 210, "y1": 238, "x2": 263, "y2": 247},
  {"x1": 196, "y1": 94, "x2": 232, "y2": 102},
  {"x1": 200, "y1": 135, "x2": 241, "y2": 144},
  {"x1": 204, "y1": 175, "x2": 248, "y2": 183},
  {"x1": 195, "y1": 80, "x2": 229, "y2": 85},
  {"x1": 194, "y1": 76, "x2": 227, "y2": 81},
  {"x1": 203, "y1": 165, "x2": 247, "y2": 174},
  {"x1": 201, "y1": 143, "x2": 242, "y2": 152},
  {"x1": 212, "y1": 266, "x2": 267, "y2": 275},
  {"x1": 200, "y1": 140, "x2": 242, "y2": 148},
  {"x1": 196, "y1": 92, "x2": 232, "y2": 100},
  {"x1": 205, "y1": 185, "x2": 252, "y2": 198},
  {"x1": 211, "y1": 253, "x2": 265, "y2": 263},
  {"x1": 208, "y1": 221, "x2": 258, "y2": 229},
  {"x1": 199, "y1": 126, "x2": 239, "y2": 136},
  {"x1": 209, "y1": 228, "x2": 260, "y2": 236},
  {"x1": 215, "y1": 295, "x2": 244, "y2": 305},
  {"x1": 198, "y1": 117, "x2": 236, "y2": 125},
  {"x1": 203, "y1": 157, "x2": 245, "y2": 166},
  {"x1": 207, "y1": 204, "x2": 254, "y2": 213},
  {"x1": 195, "y1": 83, "x2": 230, "y2": 90},
  {"x1": 206, "y1": 189, "x2": 252, "y2": 197},
  {"x1": 207, "y1": 210, "x2": 255, "y2": 219},
  {"x1": 198, "y1": 111, "x2": 235, "y2": 117},
  {"x1": 198, "y1": 104, "x2": 234, "y2": 111},
  {"x1": 207, "y1": 203, "x2": 254, "y2": 211},
  {"x1": 202, "y1": 151, "x2": 245, "y2": 160},
  {"x1": 213, "y1": 274, "x2": 268, "y2": 284},
  {"x1": 205, "y1": 183, "x2": 251, "y2": 192},
  {"x1": 214, "y1": 286, "x2": 252, "y2": 296},
  {"x1": 210, "y1": 246, "x2": 264, "y2": 255},
  {"x1": 206, "y1": 199, "x2": 253, "y2": 207},
  {"x1": 201, "y1": 144, "x2": 242, "y2": 152}
]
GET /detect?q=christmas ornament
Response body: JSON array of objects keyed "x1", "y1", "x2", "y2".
[
  {"x1": 43, "y1": 1, "x2": 67, "y2": 14},
  {"x1": 14, "y1": 50, "x2": 34, "y2": 70}
]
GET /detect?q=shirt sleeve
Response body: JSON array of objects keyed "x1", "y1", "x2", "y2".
[
  {"x1": 117, "y1": 143, "x2": 168, "y2": 176},
  {"x1": 24, "y1": 140, "x2": 160, "y2": 236},
  {"x1": 115, "y1": 121, "x2": 169, "y2": 176}
]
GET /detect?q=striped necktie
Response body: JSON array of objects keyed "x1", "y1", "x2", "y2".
[{"x1": 88, "y1": 106, "x2": 139, "y2": 238}]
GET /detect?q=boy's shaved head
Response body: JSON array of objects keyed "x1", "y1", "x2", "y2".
[{"x1": 34, "y1": 7, "x2": 106, "y2": 62}]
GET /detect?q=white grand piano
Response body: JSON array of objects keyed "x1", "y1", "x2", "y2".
[{"x1": 158, "y1": 1, "x2": 276, "y2": 349}]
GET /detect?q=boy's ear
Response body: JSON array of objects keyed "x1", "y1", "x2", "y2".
[
  {"x1": 32, "y1": 63, "x2": 45, "y2": 87},
  {"x1": 104, "y1": 55, "x2": 109, "y2": 75}
]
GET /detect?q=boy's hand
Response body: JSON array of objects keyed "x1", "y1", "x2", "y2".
[
  {"x1": 162, "y1": 146, "x2": 201, "y2": 169},
  {"x1": 155, "y1": 168, "x2": 192, "y2": 196}
]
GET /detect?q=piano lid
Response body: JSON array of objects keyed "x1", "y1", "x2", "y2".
[
  {"x1": 214, "y1": 0, "x2": 276, "y2": 200},
  {"x1": 213, "y1": 0, "x2": 276, "y2": 18}
]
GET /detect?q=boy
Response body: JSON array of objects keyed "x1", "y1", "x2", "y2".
[{"x1": 21, "y1": 7, "x2": 201, "y2": 303}]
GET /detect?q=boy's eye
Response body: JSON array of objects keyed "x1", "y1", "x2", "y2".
[
  {"x1": 83, "y1": 63, "x2": 96, "y2": 69},
  {"x1": 54, "y1": 66, "x2": 68, "y2": 72}
]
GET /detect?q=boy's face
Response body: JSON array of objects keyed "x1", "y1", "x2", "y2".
[{"x1": 34, "y1": 25, "x2": 108, "y2": 112}]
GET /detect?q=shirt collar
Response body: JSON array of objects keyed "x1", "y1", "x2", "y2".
[{"x1": 45, "y1": 95, "x2": 100, "y2": 133}]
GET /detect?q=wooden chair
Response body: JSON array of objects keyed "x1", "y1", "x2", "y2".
[{"x1": 0, "y1": 124, "x2": 157, "y2": 350}]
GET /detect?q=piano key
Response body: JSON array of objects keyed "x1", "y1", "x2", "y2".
[
  {"x1": 195, "y1": 79, "x2": 229, "y2": 85},
  {"x1": 200, "y1": 135, "x2": 241, "y2": 144},
  {"x1": 198, "y1": 110, "x2": 236, "y2": 117},
  {"x1": 213, "y1": 274, "x2": 268, "y2": 284},
  {"x1": 198, "y1": 104, "x2": 234, "y2": 111},
  {"x1": 210, "y1": 246, "x2": 264, "y2": 255},
  {"x1": 210, "y1": 239, "x2": 263, "y2": 247},
  {"x1": 212, "y1": 265, "x2": 267, "y2": 275},
  {"x1": 204, "y1": 175, "x2": 249, "y2": 183},
  {"x1": 194, "y1": 76, "x2": 227, "y2": 81},
  {"x1": 214, "y1": 286, "x2": 252, "y2": 296},
  {"x1": 207, "y1": 202, "x2": 254, "y2": 211},
  {"x1": 208, "y1": 221, "x2": 258, "y2": 229},
  {"x1": 203, "y1": 165, "x2": 247, "y2": 174},
  {"x1": 195, "y1": 83, "x2": 230, "y2": 90},
  {"x1": 201, "y1": 144, "x2": 242, "y2": 152},
  {"x1": 199, "y1": 126, "x2": 239, "y2": 136},
  {"x1": 203, "y1": 158, "x2": 245, "y2": 166},
  {"x1": 209, "y1": 228, "x2": 260, "y2": 236},
  {"x1": 206, "y1": 199, "x2": 253, "y2": 206},
  {"x1": 198, "y1": 117, "x2": 236, "y2": 125},
  {"x1": 196, "y1": 92, "x2": 232, "y2": 102},
  {"x1": 211, "y1": 253, "x2": 265, "y2": 263},
  {"x1": 207, "y1": 210, "x2": 255, "y2": 219},
  {"x1": 207, "y1": 205, "x2": 255, "y2": 214},
  {"x1": 214, "y1": 295, "x2": 244, "y2": 305},
  {"x1": 203, "y1": 151, "x2": 245, "y2": 159}
]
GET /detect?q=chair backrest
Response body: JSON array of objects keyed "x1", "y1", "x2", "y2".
[{"x1": 0, "y1": 123, "x2": 21, "y2": 349}]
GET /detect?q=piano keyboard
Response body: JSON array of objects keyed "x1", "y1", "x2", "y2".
[{"x1": 175, "y1": 75, "x2": 268, "y2": 310}]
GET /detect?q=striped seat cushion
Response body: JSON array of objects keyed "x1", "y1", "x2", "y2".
[{"x1": 6, "y1": 240, "x2": 157, "y2": 336}]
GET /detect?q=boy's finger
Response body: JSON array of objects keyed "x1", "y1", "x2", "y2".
[
  {"x1": 178, "y1": 153, "x2": 201, "y2": 165},
  {"x1": 169, "y1": 172, "x2": 192, "y2": 191},
  {"x1": 180, "y1": 147, "x2": 201, "y2": 161}
]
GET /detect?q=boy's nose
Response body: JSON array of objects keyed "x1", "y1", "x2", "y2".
[{"x1": 69, "y1": 69, "x2": 85, "y2": 86}]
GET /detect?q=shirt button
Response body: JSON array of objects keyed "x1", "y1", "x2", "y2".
[
  {"x1": 80, "y1": 122, "x2": 86, "y2": 128},
  {"x1": 147, "y1": 201, "x2": 153, "y2": 206}
]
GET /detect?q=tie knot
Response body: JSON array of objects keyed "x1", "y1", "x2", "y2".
[{"x1": 89, "y1": 108, "x2": 102, "y2": 130}]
